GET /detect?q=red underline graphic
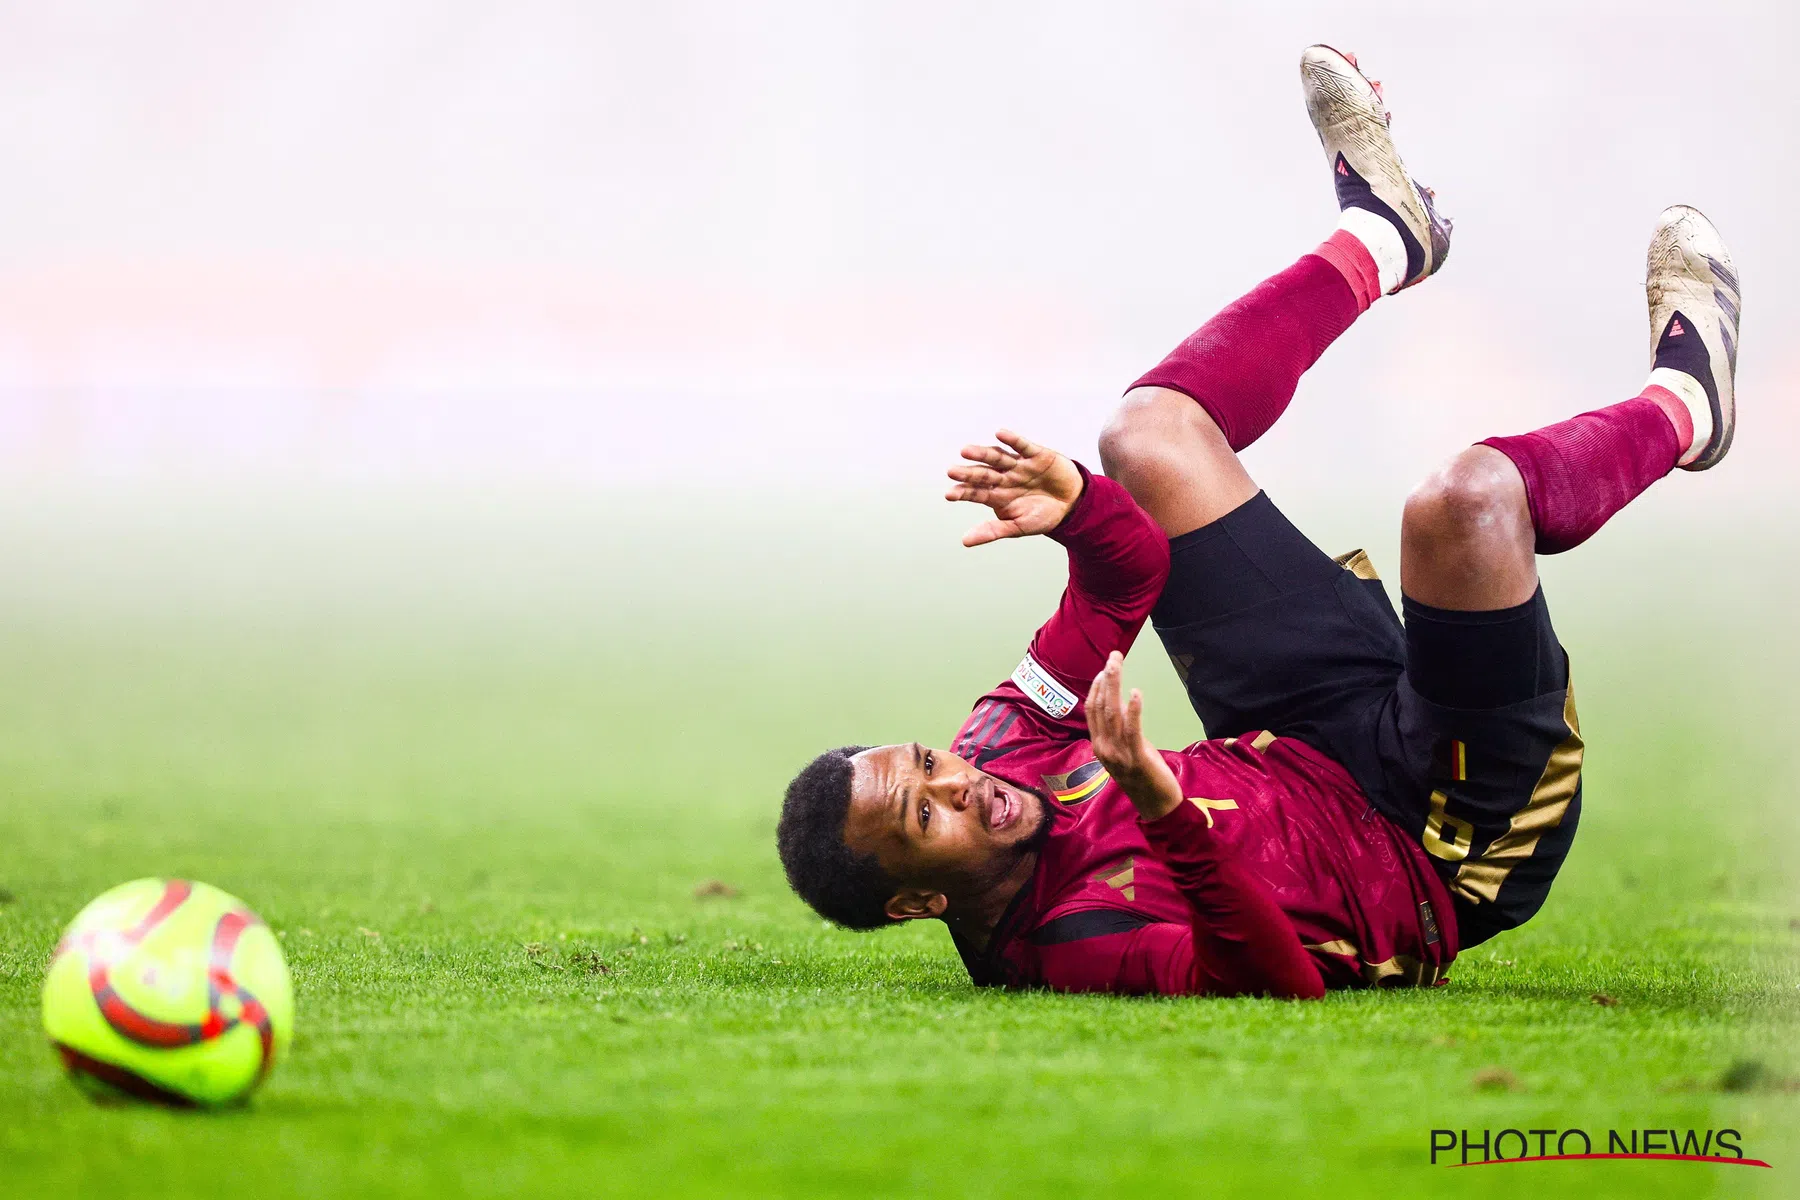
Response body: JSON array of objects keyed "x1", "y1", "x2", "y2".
[{"x1": 1448, "y1": 1154, "x2": 1771, "y2": 1168}]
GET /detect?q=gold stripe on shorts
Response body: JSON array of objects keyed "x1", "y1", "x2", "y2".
[
  {"x1": 1332, "y1": 548, "x2": 1381, "y2": 580},
  {"x1": 1453, "y1": 682, "x2": 1584, "y2": 905}
]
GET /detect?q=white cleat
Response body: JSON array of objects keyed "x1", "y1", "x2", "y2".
[
  {"x1": 1645, "y1": 205, "x2": 1740, "y2": 471},
  {"x1": 1300, "y1": 44, "x2": 1451, "y2": 290}
]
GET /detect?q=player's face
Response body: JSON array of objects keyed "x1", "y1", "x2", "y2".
[{"x1": 842, "y1": 743, "x2": 1048, "y2": 918}]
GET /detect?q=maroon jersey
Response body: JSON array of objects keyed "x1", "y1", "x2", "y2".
[{"x1": 951, "y1": 466, "x2": 1458, "y2": 995}]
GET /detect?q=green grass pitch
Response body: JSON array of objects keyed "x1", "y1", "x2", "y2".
[{"x1": 0, "y1": 489, "x2": 1794, "y2": 1198}]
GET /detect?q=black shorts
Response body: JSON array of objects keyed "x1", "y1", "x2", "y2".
[{"x1": 1151, "y1": 492, "x2": 1583, "y2": 949}]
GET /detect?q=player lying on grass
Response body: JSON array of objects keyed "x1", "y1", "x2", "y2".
[{"x1": 777, "y1": 46, "x2": 1742, "y2": 998}]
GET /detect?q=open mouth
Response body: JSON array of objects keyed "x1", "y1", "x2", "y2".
[{"x1": 986, "y1": 783, "x2": 1019, "y2": 833}]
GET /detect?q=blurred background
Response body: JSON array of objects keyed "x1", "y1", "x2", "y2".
[
  {"x1": 0, "y1": 0, "x2": 1794, "y2": 844},
  {"x1": 0, "y1": 0, "x2": 1793, "y2": 504},
  {"x1": 2, "y1": 0, "x2": 1796, "y2": 841}
]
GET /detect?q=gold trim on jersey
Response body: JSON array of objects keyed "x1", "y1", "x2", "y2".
[
  {"x1": 1091, "y1": 856, "x2": 1137, "y2": 902},
  {"x1": 1361, "y1": 954, "x2": 1443, "y2": 987},
  {"x1": 1185, "y1": 796, "x2": 1240, "y2": 829},
  {"x1": 1304, "y1": 939, "x2": 1359, "y2": 957},
  {"x1": 1303, "y1": 939, "x2": 1444, "y2": 987}
]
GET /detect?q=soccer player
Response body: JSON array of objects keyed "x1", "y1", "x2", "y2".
[{"x1": 776, "y1": 47, "x2": 1741, "y2": 998}]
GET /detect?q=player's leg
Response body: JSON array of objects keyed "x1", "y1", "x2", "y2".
[
  {"x1": 1402, "y1": 203, "x2": 1738, "y2": 609},
  {"x1": 1390, "y1": 207, "x2": 1740, "y2": 945},
  {"x1": 1100, "y1": 45, "x2": 1451, "y2": 539},
  {"x1": 1101, "y1": 47, "x2": 1450, "y2": 742}
]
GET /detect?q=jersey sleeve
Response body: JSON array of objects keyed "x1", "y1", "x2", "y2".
[
  {"x1": 1034, "y1": 802, "x2": 1326, "y2": 999},
  {"x1": 958, "y1": 465, "x2": 1170, "y2": 758},
  {"x1": 1033, "y1": 464, "x2": 1171, "y2": 695}
]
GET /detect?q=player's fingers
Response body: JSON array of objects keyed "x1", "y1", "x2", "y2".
[
  {"x1": 995, "y1": 429, "x2": 1041, "y2": 459},
  {"x1": 960, "y1": 444, "x2": 1020, "y2": 471},
  {"x1": 944, "y1": 484, "x2": 993, "y2": 506},
  {"x1": 1125, "y1": 689, "x2": 1144, "y2": 741},
  {"x1": 1097, "y1": 655, "x2": 1123, "y2": 728},
  {"x1": 947, "y1": 464, "x2": 1008, "y2": 488},
  {"x1": 962, "y1": 519, "x2": 1019, "y2": 547},
  {"x1": 1107, "y1": 662, "x2": 1126, "y2": 724},
  {"x1": 961, "y1": 521, "x2": 999, "y2": 546},
  {"x1": 1088, "y1": 663, "x2": 1111, "y2": 729},
  {"x1": 1085, "y1": 675, "x2": 1108, "y2": 738}
]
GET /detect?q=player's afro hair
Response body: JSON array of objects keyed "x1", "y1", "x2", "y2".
[{"x1": 777, "y1": 745, "x2": 901, "y2": 932}]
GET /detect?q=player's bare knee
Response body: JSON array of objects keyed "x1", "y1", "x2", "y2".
[
  {"x1": 1099, "y1": 388, "x2": 1203, "y2": 479},
  {"x1": 1403, "y1": 447, "x2": 1528, "y2": 547},
  {"x1": 1098, "y1": 389, "x2": 1174, "y2": 474}
]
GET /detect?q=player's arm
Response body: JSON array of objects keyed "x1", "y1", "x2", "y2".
[
  {"x1": 947, "y1": 430, "x2": 1172, "y2": 720},
  {"x1": 1084, "y1": 652, "x2": 1325, "y2": 999}
]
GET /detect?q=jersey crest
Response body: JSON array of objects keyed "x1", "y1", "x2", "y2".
[{"x1": 1042, "y1": 760, "x2": 1109, "y2": 805}]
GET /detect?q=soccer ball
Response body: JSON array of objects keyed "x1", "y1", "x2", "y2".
[{"x1": 41, "y1": 878, "x2": 294, "y2": 1107}]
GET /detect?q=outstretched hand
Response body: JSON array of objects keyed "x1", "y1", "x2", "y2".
[
  {"x1": 1086, "y1": 651, "x2": 1183, "y2": 822},
  {"x1": 944, "y1": 429, "x2": 1083, "y2": 548}
]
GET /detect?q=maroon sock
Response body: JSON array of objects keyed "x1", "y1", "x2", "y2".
[
  {"x1": 1479, "y1": 393, "x2": 1684, "y2": 554},
  {"x1": 1129, "y1": 248, "x2": 1364, "y2": 452}
]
